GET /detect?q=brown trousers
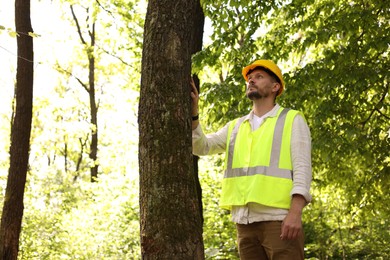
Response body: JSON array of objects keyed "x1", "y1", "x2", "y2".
[{"x1": 236, "y1": 221, "x2": 304, "y2": 260}]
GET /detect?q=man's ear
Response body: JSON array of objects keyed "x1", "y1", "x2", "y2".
[{"x1": 272, "y1": 82, "x2": 281, "y2": 95}]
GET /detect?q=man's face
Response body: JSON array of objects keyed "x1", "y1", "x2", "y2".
[{"x1": 245, "y1": 69, "x2": 277, "y2": 100}]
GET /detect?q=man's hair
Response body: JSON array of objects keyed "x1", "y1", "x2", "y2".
[{"x1": 247, "y1": 66, "x2": 281, "y2": 85}]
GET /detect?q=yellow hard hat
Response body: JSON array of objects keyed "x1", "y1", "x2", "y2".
[{"x1": 242, "y1": 60, "x2": 285, "y2": 96}]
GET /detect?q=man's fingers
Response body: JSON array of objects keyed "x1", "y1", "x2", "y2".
[
  {"x1": 289, "y1": 228, "x2": 300, "y2": 240},
  {"x1": 280, "y1": 223, "x2": 301, "y2": 240},
  {"x1": 190, "y1": 78, "x2": 198, "y2": 95},
  {"x1": 280, "y1": 222, "x2": 286, "y2": 240}
]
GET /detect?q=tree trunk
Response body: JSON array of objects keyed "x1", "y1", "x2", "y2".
[
  {"x1": 0, "y1": 0, "x2": 34, "y2": 258},
  {"x1": 139, "y1": 0, "x2": 204, "y2": 259},
  {"x1": 70, "y1": 5, "x2": 99, "y2": 182},
  {"x1": 88, "y1": 27, "x2": 98, "y2": 182}
]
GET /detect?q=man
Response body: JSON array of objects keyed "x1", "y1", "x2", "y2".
[{"x1": 191, "y1": 60, "x2": 312, "y2": 260}]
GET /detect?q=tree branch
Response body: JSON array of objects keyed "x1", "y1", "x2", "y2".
[
  {"x1": 95, "y1": 44, "x2": 137, "y2": 69},
  {"x1": 361, "y1": 83, "x2": 389, "y2": 127},
  {"x1": 55, "y1": 63, "x2": 90, "y2": 93},
  {"x1": 95, "y1": 0, "x2": 113, "y2": 16},
  {"x1": 70, "y1": 5, "x2": 87, "y2": 45}
]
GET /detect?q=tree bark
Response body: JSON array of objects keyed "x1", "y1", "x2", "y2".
[
  {"x1": 0, "y1": 0, "x2": 34, "y2": 258},
  {"x1": 190, "y1": 2, "x2": 205, "y2": 223},
  {"x1": 139, "y1": 0, "x2": 204, "y2": 259}
]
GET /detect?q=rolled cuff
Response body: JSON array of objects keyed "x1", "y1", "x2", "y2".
[{"x1": 290, "y1": 188, "x2": 312, "y2": 204}]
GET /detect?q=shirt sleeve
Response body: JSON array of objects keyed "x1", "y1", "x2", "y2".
[
  {"x1": 290, "y1": 114, "x2": 312, "y2": 203},
  {"x1": 192, "y1": 123, "x2": 229, "y2": 156}
]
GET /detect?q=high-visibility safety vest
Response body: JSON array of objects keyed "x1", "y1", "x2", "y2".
[{"x1": 220, "y1": 107, "x2": 302, "y2": 210}]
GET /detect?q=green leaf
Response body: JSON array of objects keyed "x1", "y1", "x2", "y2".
[
  {"x1": 28, "y1": 32, "x2": 41, "y2": 38},
  {"x1": 8, "y1": 31, "x2": 19, "y2": 38}
]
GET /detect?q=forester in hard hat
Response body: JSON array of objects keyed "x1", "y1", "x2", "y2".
[{"x1": 191, "y1": 59, "x2": 312, "y2": 260}]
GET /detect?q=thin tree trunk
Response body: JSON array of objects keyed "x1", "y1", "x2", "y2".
[
  {"x1": 139, "y1": 0, "x2": 205, "y2": 259},
  {"x1": 70, "y1": 5, "x2": 98, "y2": 182},
  {"x1": 0, "y1": 0, "x2": 34, "y2": 258},
  {"x1": 89, "y1": 34, "x2": 98, "y2": 182}
]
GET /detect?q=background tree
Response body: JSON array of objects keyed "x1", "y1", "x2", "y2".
[
  {"x1": 138, "y1": 0, "x2": 204, "y2": 258},
  {"x1": 0, "y1": 0, "x2": 34, "y2": 258},
  {"x1": 69, "y1": 2, "x2": 99, "y2": 182}
]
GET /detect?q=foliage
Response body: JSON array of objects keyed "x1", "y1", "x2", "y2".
[
  {"x1": 193, "y1": 0, "x2": 279, "y2": 128},
  {"x1": 200, "y1": 156, "x2": 239, "y2": 259},
  {"x1": 303, "y1": 183, "x2": 390, "y2": 259},
  {"x1": 18, "y1": 172, "x2": 140, "y2": 260}
]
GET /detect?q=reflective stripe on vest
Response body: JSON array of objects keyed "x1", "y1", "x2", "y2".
[{"x1": 220, "y1": 107, "x2": 299, "y2": 210}]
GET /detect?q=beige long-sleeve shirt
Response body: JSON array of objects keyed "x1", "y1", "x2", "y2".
[{"x1": 192, "y1": 104, "x2": 312, "y2": 224}]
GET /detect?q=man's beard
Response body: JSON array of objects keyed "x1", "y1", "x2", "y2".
[
  {"x1": 247, "y1": 90, "x2": 269, "y2": 100},
  {"x1": 247, "y1": 91, "x2": 261, "y2": 100}
]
